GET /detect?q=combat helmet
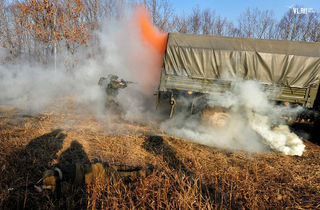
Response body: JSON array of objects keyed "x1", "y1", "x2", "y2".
[
  {"x1": 109, "y1": 74, "x2": 119, "y2": 81},
  {"x1": 41, "y1": 168, "x2": 62, "y2": 191}
]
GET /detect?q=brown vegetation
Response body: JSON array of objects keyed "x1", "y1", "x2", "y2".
[{"x1": 0, "y1": 102, "x2": 319, "y2": 209}]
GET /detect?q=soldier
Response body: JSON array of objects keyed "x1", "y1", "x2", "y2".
[
  {"x1": 36, "y1": 162, "x2": 154, "y2": 198},
  {"x1": 98, "y1": 75, "x2": 128, "y2": 111}
]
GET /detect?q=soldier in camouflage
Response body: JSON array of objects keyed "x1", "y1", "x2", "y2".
[
  {"x1": 35, "y1": 162, "x2": 154, "y2": 198},
  {"x1": 98, "y1": 74, "x2": 127, "y2": 111}
]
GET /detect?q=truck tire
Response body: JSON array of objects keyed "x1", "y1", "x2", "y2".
[{"x1": 201, "y1": 107, "x2": 231, "y2": 128}]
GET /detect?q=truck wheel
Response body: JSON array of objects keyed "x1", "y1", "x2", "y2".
[{"x1": 201, "y1": 107, "x2": 231, "y2": 128}]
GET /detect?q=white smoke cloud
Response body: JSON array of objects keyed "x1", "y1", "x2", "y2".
[
  {"x1": 160, "y1": 80, "x2": 306, "y2": 156},
  {"x1": 0, "y1": 8, "x2": 158, "y2": 114}
]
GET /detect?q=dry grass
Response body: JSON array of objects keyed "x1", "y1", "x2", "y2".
[{"x1": 0, "y1": 101, "x2": 320, "y2": 209}]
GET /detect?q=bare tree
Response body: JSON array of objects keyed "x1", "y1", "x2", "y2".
[
  {"x1": 309, "y1": 13, "x2": 320, "y2": 42},
  {"x1": 276, "y1": 6, "x2": 308, "y2": 41},
  {"x1": 300, "y1": 12, "x2": 320, "y2": 42},
  {"x1": 0, "y1": 0, "x2": 13, "y2": 52},
  {"x1": 238, "y1": 8, "x2": 255, "y2": 38},
  {"x1": 214, "y1": 16, "x2": 228, "y2": 36},
  {"x1": 256, "y1": 9, "x2": 275, "y2": 39},
  {"x1": 0, "y1": 0, "x2": 3, "y2": 42},
  {"x1": 82, "y1": 0, "x2": 98, "y2": 30},
  {"x1": 103, "y1": 0, "x2": 127, "y2": 20},
  {"x1": 238, "y1": 8, "x2": 275, "y2": 39},
  {"x1": 229, "y1": 26, "x2": 242, "y2": 37},
  {"x1": 189, "y1": 5, "x2": 202, "y2": 34},
  {"x1": 201, "y1": 9, "x2": 215, "y2": 35},
  {"x1": 142, "y1": 0, "x2": 174, "y2": 32},
  {"x1": 172, "y1": 14, "x2": 189, "y2": 33}
]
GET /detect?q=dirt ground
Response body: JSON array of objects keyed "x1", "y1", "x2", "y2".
[{"x1": 0, "y1": 101, "x2": 320, "y2": 209}]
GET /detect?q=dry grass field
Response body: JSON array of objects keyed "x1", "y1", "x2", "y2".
[{"x1": 0, "y1": 101, "x2": 320, "y2": 209}]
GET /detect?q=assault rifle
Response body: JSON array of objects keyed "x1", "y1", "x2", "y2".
[{"x1": 120, "y1": 79, "x2": 137, "y2": 86}]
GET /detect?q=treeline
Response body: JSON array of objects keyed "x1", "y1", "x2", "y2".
[
  {"x1": 169, "y1": 7, "x2": 320, "y2": 41},
  {"x1": 0, "y1": 0, "x2": 319, "y2": 64}
]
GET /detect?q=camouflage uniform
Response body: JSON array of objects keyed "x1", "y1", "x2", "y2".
[
  {"x1": 41, "y1": 162, "x2": 154, "y2": 198},
  {"x1": 98, "y1": 75, "x2": 127, "y2": 109}
]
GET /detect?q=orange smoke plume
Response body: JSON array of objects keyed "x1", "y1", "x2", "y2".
[
  {"x1": 128, "y1": 6, "x2": 167, "y2": 94},
  {"x1": 135, "y1": 6, "x2": 168, "y2": 55}
]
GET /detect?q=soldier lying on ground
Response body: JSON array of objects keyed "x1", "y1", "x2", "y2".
[{"x1": 33, "y1": 162, "x2": 154, "y2": 198}]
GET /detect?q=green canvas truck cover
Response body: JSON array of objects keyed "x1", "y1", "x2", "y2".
[{"x1": 160, "y1": 33, "x2": 320, "y2": 92}]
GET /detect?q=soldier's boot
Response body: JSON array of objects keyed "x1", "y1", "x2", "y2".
[{"x1": 111, "y1": 164, "x2": 155, "y2": 182}]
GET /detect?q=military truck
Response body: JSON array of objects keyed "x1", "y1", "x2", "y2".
[{"x1": 156, "y1": 33, "x2": 320, "y2": 119}]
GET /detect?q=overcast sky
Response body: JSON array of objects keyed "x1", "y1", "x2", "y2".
[{"x1": 171, "y1": 0, "x2": 320, "y2": 22}]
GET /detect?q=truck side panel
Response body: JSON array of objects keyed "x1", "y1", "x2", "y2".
[{"x1": 159, "y1": 33, "x2": 320, "y2": 108}]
